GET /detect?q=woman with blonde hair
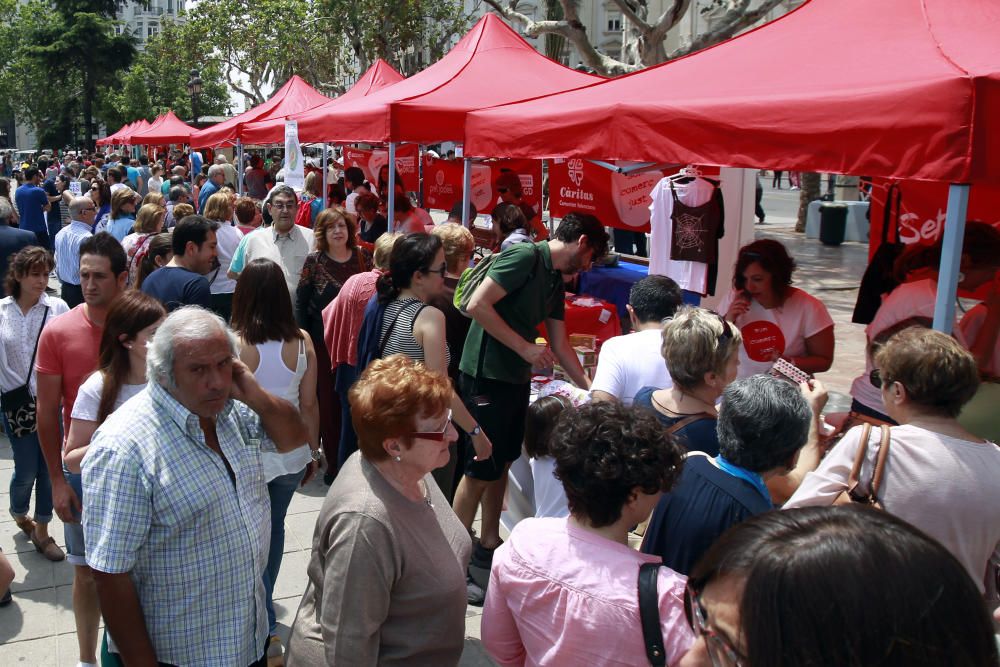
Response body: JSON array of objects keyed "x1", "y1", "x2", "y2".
[
  {"x1": 202, "y1": 190, "x2": 243, "y2": 321},
  {"x1": 633, "y1": 306, "x2": 741, "y2": 456},
  {"x1": 141, "y1": 191, "x2": 165, "y2": 208},
  {"x1": 121, "y1": 204, "x2": 166, "y2": 287}
]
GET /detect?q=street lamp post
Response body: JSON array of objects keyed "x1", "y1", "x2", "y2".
[{"x1": 186, "y1": 69, "x2": 203, "y2": 125}]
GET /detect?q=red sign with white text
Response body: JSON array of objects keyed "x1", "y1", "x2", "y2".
[
  {"x1": 547, "y1": 160, "x2": 720, "y2": 232},
  {"x1": 342, "y1": 145, "x2": 420, "y2": 189},
  {"x1": 869, "y1": 178, "x2": 1000, "y2": 258},
  {"x1": 421, "y1": 157, "x2": 543, "y2": 214}
]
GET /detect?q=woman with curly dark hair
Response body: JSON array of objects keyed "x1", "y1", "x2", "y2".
[{"x1": 482, "y1": 401, "x2": 694, "y2": 666}]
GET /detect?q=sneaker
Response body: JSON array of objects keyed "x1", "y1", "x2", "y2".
[
  {"x1": 266, "y1": 634, "x2": 284, "y2": 666},
  {"x1": 466, "y1": 575, "x2": 485, "y2": 606}
]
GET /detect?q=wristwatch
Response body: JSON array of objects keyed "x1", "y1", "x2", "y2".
[
  {"x1": 467, "y1": 424, "x2": 483, "y2": 437},
  {"x1": 310, "y1": 449, "x2": 323, "y2": 462}
]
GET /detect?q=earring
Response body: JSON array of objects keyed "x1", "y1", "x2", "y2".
[
  {"x1": 394, "y1": 456, "x2": 401, "y2": 462},
  {"x1": 957, "y1": 272, "x2": 966, "y2": 283}
]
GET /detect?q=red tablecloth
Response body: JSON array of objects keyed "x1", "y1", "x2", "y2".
[{"x1": 539, "y1": 295, "x2": 621, "y2": 348}]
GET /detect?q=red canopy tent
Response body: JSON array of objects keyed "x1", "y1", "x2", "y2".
[
  {"x1": 465, "y1": 0, "x2": 1000, "y2": 332},
  {"x1": 282, "y1": 14, "x2": 602, "y2": 145},
  {"x1": 465, "y1": 0, "x2": 1000, "y2": 186},
  {"x1": 239, "y1": 59, "x2": 405, "y2": 145},
  {"x1": 128, "y1": 111, "x2": 198, "y2": 145},
  {"x1": 97, "y1": 122, "x2": 133, "y2": 146},
  {"x1": 189, "y1": 75, "x2": 333, "y2": 148},
  {"x1": 121, "y1": 118, "x2": 157, "y2": 146}
]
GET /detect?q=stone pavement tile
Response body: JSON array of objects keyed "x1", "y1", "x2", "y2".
[
  {"x1": 272, "y1": 549, "x2": 310, "y2": 601},
  {"x1": 0, "y1": 585, "x2": 73, "y2": 642},
  {"x1": 56, "y1": 631, "x2": 82, "y2": 665},
  {"x1": 283, "y1": 511, "x2": 318, "y2": 553},
  {"x1": 285, "y1": 478, "x2": 327, "y2": 515},
  {"x1": 0, "y1": 634, "x2": 57, "y2": 664},
  {"x1": 8, "y1": 548, "x2": 73, "y2": 593}
]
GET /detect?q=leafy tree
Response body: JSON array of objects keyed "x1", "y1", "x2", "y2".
[
  {"x1": 176, "y1": 0, "x2": 471, "y2": 104},
  {"x1": 98, "y1": 21, "x2": 230, "y2": 127},
  {"x1": 0, "y1": 0, "x2": 135, "y2": 148},
  {"x1": 485, "y1": 0, "x2": 788, "y2": 75}
]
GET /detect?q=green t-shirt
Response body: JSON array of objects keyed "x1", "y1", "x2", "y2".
[{"x1": 459, "y1": 241, "x2": 565, "y2": 385}]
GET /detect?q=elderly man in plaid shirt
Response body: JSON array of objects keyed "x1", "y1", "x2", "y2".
[{"x1": 81, "y1": 306, "x2": 307, "y2": 666}]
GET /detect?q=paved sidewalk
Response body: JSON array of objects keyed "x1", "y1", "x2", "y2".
[{"x1": 0, "y1": 182, "x2": 866, "y2": 664}]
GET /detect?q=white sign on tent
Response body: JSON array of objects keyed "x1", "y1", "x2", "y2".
[{"x1": 283, "y1": 120, "x2": 305, "y2": 191}]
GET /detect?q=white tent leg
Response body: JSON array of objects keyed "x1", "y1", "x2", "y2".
[
  {"x1": 236, "y1": 139, "x2": 244, "y2": 196},
  {"x1": 321, "y1": 143, "x2": 329, "y2": 209},
  {"x1": 387, "y1": 143, "x2": 397, "y2": 231},
  {"x1": 932, "y1": 183, "x2": 970, "y2": 333},
  {"x1": 462, "y1": 157, "x2": 472, "y2": 228}
]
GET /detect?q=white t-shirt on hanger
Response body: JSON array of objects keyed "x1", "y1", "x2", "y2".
[{"x1": 648, "y1": 177, "x2": 716, "y2": 294}]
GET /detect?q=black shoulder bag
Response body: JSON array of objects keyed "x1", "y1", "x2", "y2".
[
  {"x1": 638, "y1": 562, "x2": 667, "y2": 666},
  {"x1": 1, "y1": 306, "x2": 49, "y2": 438}
]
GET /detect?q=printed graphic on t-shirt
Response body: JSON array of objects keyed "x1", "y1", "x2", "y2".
[{"x1": 740, "y1": 320, "x2": 785, "y2": 362}]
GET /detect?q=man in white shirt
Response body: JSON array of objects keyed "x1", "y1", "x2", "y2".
[{"x1": 590, "y1": 275, "x2": 683, "y2": 405}]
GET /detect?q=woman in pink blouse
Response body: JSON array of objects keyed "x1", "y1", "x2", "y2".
[{"x1": 482, "y1": 401, "x2": 695, "y2": 666}]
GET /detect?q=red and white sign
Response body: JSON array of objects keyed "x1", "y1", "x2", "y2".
[
  {"x1": 421, "y1": 157, "x2": 543, "y2": 214},
  {"x1": 869, "y1": 178, "x2": 1000, "y2": 258},
  {"x1": 740, "y1": 321, "x2": 785, "y2": 362},
  {"x1": 548, "y1": 161, "x2": 720, "y2": 232},
  {"x1": 342, "y1": 145, "x2": 420, "y2": 188}
]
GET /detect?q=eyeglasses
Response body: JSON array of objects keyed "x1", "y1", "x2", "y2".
[
  {"x1": 423, "y1": 262, "x2": 447, "y2": 278},
  {"x1": 80, "y1": 207, "x2": 96, "y2": 213},
  {"x1": 411, "y1": 410, "x2": 452, "y2": 441},
  {"x1": 685, "y1": 586, "x2": 746, "y2": 667},
  {"x1": 270, "y1": 202, "x2": 295, "y2": 210},
  {"x1": 716, "y1": 314, "x2": 734, "y2": 347},
  {"x1": 870, "y1": 368, "x2": 885, "y2": 389}
]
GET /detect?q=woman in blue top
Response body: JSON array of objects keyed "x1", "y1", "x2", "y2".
[
  {"x1": 89, "y1": 179, "x2": 111, "y2": 230},
  {"x1": 100, "y1": 186, "x2": 137, "y2": 241},
  {"x1": 632, "y1": 306, "x2": 741, "y2": 456}
]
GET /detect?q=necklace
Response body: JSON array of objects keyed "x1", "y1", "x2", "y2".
[
  {"x1": 651, "y1": 390, "x2": 716, "y2": 415},
  {"x1": 420, "y1": 479, "x2": 434, "y2": 508}
]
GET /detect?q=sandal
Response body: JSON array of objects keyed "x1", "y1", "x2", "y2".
[
  {"x1": 30, "y1": 533, "x2": 65, "y2": 562},
  {"x1": 13, "y1": 516, "x2": 35, "y2": 537}
]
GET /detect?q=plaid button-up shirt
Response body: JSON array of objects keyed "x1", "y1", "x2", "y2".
[{"x1": 83, "y1": 382, "x2": 269, "y2": 666}]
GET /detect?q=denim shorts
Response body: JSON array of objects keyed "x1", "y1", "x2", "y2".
[{"x1": 62, "y1": 468, "x2": 86, "y2": 567}]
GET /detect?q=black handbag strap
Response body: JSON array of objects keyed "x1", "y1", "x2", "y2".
[
  {"x1": 638, "y1": 562, "x2": 666, "y2": 666},
  {"x1": 25, "y1": 306, "x2": 49, "y2": 386},
  {"x1": 881, "y1": 182, "x2": 902, "y2": 245}
]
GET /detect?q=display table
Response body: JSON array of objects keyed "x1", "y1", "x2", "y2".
[
  {"x1": 805, "y1": 200, "x2": 870, "y2": 242},
  {"x1": 580, "y1": 260, "x2": 701, "y2": 319},
  {"x1": 538, "y1": 294, "x2": 621, "y2": 347}
]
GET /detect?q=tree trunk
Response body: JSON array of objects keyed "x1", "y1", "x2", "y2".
[{"x1": 796, "y1": 172, "x2": 821, "y2": 233}]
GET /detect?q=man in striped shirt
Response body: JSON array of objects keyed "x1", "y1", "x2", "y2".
[{"x1": 53, "y1": 197, "x2": 96, "y2": 308}]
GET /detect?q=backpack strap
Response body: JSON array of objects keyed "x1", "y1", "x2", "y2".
[
  {"x1": 665, "y1": 412, "x2": 714, "y2": 436},
  {"x1": 638, "y1": 563, "x2": 666, "y2": 666}
]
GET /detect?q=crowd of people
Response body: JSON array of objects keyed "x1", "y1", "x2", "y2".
[{"x1": 0, "y1": 148, "x2": 998, "y2": 667}]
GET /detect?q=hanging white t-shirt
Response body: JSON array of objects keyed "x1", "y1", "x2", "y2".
[
  {"x1": 718, "y1": 287, "x2": 834, "y2": 378},
  {"x1": 848, "y1": 279, "x2": 965, "y2": 414},
  {"x1": 648, "y1": 177, "x2": 715, "y2": 294},
  {"x1": 960, "y1": 304, "x2": 998, "y2": 378},
  {"x1": 590, "y1": 328, "x2": 673, "y2": 405}
]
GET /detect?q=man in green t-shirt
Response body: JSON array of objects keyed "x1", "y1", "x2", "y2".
[{"x1": 453, "y1": 213, "x2": 609, "y2": 602}]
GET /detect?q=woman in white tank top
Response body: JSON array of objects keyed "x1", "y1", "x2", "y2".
[{"x1": 231, "y1": 257, "x2": 320, "y2": 664}]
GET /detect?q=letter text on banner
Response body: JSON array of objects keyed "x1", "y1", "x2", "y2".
[
  {"x1": 421, "y1": 156, "x2": 544, "y2": 214},
  {"x1": 283, "y1": 121, "x2": 305, "y2": 191}
]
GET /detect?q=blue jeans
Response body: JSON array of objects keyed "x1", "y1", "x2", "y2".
[
  {"x1": 263, "y1": 469, "x2": 305, "y2": 634},
  {"x1": 5, "y1": 422, "x2": 53, "y2": 524}
]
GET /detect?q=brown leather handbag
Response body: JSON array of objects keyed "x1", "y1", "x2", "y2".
[{"x1": 834, "y1": 423, "x2": 891, "y2": 508}]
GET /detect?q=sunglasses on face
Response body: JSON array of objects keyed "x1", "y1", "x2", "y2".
[
  {"x1": 716, "y1": 313, "x2": 734, "y2": 347},
  {"x1": 497, "y1": 187, "x2": 509, "y2": 194},
  {"x1": 685, "y1": 585, "x2": 746, "y2": 667},
  {"x1": 870, "y1": 368, "x2": 887, "y2": 389},
  {"x1": 411, "y1": 410, "x2": 453, "y2": 441},
  {"x1": 423, "y1": 262, "x2": 447, "y2": 278}
]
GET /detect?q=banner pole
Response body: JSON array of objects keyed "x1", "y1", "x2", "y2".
[
  {"x1": 932, "y1": 183, "x2": 970, "y2": 333},
  {"x1": 462, "y1": 157, "x2": 472, "y2": 228},
  {"x1": 388, "y1": 142, "x2": 397, "y2": 231}
]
